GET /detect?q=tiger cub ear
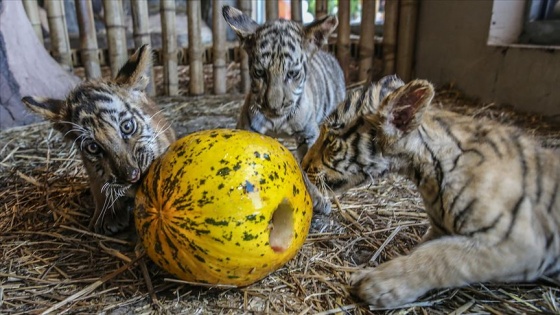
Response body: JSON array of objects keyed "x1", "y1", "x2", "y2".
[
  {"x1": 21, "y1": 96, "x2": 72, "y2": 136},
  {"x1": 114, "y1": 44, "x2": 152, "y2": 91},
  {"x1": 222, "y1": 6, "x2": 259, "y2": 42},
  {"x1": 379, "y1": 80, "x2": 435, "y2": 134},
  {"x1": 304, "y1": 15, "x2": 338, "y2": 51}
]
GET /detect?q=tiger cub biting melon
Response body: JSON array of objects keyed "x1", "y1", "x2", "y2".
[
  {"x1": 22, "y1": 45, "x2": 176, "y2": 235},
  {"x1": 302, "y1": 75, "x2": 560, "y2": 307}
]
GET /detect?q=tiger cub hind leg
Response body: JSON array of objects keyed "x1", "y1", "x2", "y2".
[
  {"x1": 22, "y1": 45, "x2": 176, "y2": 235},
  {"x1": 302, "y1": 75, "x2": 560, "y2": 307}
]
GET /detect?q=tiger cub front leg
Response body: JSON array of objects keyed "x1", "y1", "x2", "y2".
[
  {"x1": 351, "y1": 236, "x2": 538, "y2": 308},
  {"x1": 295, "y1": 124, "x2": 319, "y2": 161},
  {"x1": 88, "y1": 183, "x2": 132, "y2": 235}
]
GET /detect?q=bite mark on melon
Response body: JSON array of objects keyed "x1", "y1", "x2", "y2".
[{"x1": 269, "y1": 199, "x2": 294, "y2": 253}]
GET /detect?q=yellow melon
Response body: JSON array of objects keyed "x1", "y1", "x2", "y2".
[{"x1": 135, "y1": 129, "x2": 313, "y2": 286}]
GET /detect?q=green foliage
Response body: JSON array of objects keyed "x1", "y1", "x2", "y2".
[{"x1": 306, "y1": 0, "x2": 362, "y2": 18}]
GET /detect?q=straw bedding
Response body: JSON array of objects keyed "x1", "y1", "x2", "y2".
[{"x1": 1, "y1": 72, "x2": 559, "y2": 314}]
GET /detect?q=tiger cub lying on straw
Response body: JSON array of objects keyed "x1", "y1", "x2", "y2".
[
  {"x1": 22, "y1": 45, "x2": 176, "y2": 235},
  {"x1": 302, "y1": 75, "x2": 560, "y2": 308}
]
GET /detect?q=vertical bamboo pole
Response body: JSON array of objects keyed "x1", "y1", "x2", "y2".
[
  {"x1": 383, "y1": 0, "x2": 399, "y2": 76},
  {"x1": 396, "y1": 0, "x2": 418, "y2": 82},
  {"x1": 336, "y1": 0, "x2": 350, "y2": 82},
  {"x1": 266, "y1": 1, "x2": 278, "y2": 20},
  {"x1": 291, "y1": 0, "x2": 302, "y2": 23},
  {"x1": 131, "y1": 0, "x2": 155, "y2": 95},
  {"x1": 161, "y1": 0, "x2": 178, "y2": 96},
  {"x1": 45, "y1": 0, "x2": 73, "y2": 71},
  {"x1": 316, "y1": 0, "x2": 327, "y2": 18},
  {"x1": 212, "y1": 0, "x2": 227, "y2": 95},
  {"x1": 75, "y1": 0, "x2": 101, "y2": 79},
  {"x1": 22, "y1": 0, "x2": 43, "y2": 44},
  {"x1": 187, "y1": 0, "x2": 204, "y2": 95},
  {"x1": 238, "y1": 0, "x2": 251, "y2": 93},
  {"x1": 358, "y1": 0, "x2": 377, "y2": 82},
  {"x1": 103, "y1": 0, "x2": 128, "y2": 77}
]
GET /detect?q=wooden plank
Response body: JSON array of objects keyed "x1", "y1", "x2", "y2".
[
  {"x1": 336, "y1": 0, "x2": 351, "y2": 82},
  {"x1": 102, "y1": 0, "x2": 128, "y2": 77},
  {"x1": 291, "y1": 0, "x2": 302, "y2": 23},
  {"x1": 22, "y1": 0, "x2": 43, "y2": 44},
  {"x1": 131, "y1": 0, "x2": 155, "y2": 95},
  {"x1": 75, "y1": 0, "x2": 101, "y2": 79},
  {"x1": 266, "y1": 1, "x2": 278, "y2": 20},
  {"x1": 212, "y1": 0, "x2": 227, "y2": 95},
  {"x1": 396, "y1": 0, "x2": 418, "y2": 82},
  {"x1": 316, "y1": 0, "x2": 328, "y2": 18},
  {"x1": 161, "y1": 0, "x2": 178, "y2": 96},
  {"x1": 358, "y1": 0, "x2": 377, "y2": 81},
  {"x1": 45, "y1": 0, "x2": 73, "y2": 71},
  {"x1": 187, "y1": 0, "x2": 204, "y2": 95},
  {"x1": 383, "y1": 0, "x2": 399, "y2": 76}
]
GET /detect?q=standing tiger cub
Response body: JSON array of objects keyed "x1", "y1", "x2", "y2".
[
  {"x1": 22, "y1": 45, "x2": 176, "y2": 235},
  {"x1": 222, "y1": 6, "x2": 346, "y2": 160},
  {"x1": 302, "y1": 75, "x2": 560, "y2": 308}
]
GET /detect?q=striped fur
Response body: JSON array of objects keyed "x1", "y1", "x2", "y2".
[
  {"x1": 302, "y1": 75, "x2": 560, "y2": 308},
  {"x1": 22, "y1": 45, "x2": 176, "y2": 235},
  {"x1": 222, "y1": 6, "x2": 346, "y2": 160}
]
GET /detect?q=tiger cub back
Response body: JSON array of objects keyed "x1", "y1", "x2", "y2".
[
  {"x1": 22, "y1": 45, "x2": 176, "y2": 235},
  {"x1": 222, "y1": 6, "x2": 346, "y2": 160},
  {"x1": 302, "y1": 75, "x2": 560, "y2": 308}
]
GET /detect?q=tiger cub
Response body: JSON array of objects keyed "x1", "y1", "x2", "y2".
[
  {"x1": 302, "y1": 75, "x2": 560, "y2": 308},
  {"x1": 222, "y1": 6, "x2": 346, "y2": 160},
  {"x1": 22, "y1": 45, "x2": 176, "y2": 235}
]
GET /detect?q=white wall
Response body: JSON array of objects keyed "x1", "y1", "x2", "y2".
[{"x1": 415, "y1": 0, "x2": 560, "y2": 117}]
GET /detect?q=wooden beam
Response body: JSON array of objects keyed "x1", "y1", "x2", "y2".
[
  {"x1": 161, "y1": 0, "x2": 178, "y2": 96},
  {"x1": 75, "y1": 0, "x2": 101, "y2": 79},
  {"x1": 188, "y1": 0, "x2": 204, "y2": 95},
  {"x1": 212, "y1": 0, "x2": 227, "y2": 95},
  {"x1": 102, "y1": 0, "x2": 128, "y2": 77}
]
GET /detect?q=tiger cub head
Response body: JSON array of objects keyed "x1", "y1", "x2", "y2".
[
  {"x1": 22, "y1": 45, "x2": 176, "y2": 235},
  {"x1": 222, "y1": 5, "x2": 338, "y2": 118},
  {"x1": 302, "y1": 75, "x2": 435, "y2": 194}
]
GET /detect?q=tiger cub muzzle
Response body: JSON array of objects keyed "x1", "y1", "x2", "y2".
[{"x1": 22, "y1": 44, "x2": 176, "y2": 236}]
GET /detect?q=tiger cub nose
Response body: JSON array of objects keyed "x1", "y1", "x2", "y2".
[{"x1": 127, "y1": 167, "x2": 141, "y2": 183}]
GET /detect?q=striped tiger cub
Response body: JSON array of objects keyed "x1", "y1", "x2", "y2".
[
  {"x1": 22, "y1": 45, "x2": 176, "y2": 235},
  {"x1": 302, "y1": 75, "x2": 560, "y2": 307},
  {"x1": 222, "y1": 6, "x2": 346, "y2": 160}
]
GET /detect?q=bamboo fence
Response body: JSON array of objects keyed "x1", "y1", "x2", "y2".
[{"x1": 21, "y1": 0, "x2": 418, "y2": 96}]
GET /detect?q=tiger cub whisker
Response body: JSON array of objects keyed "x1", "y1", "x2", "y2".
[{"x1": 22, "y1": 44, "x2": 176, "y2": 236}]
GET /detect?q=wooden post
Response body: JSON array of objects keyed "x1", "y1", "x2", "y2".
[
  {"x1": 358, "y1": 0, "x2": 377, "y2": 82},
  {"x1": 45, "y1": 0, "x2": 73, "y2": 72},
  {"x1": 187, "y1": 0, "x2": 204, "y2": 95},
  {"x1": 336, "y1": 0, "x2": 350, "y2": 82},
  {"x1": 131, "y1": 0, "x2": 155, "y2": 96},
  {"x1": 266, "y1": 1, "x2": 278, "y2": 20},
  {"x1": 102, "y1": 0, "x2": 128, "y2": 77},
  {"x1": 75, "y1": 0, "x2": 101, "y2": 79},
  {"x1": 160, "y1": 0, "x2": 178, "y2": 96},
  {"x1": 22, "y1": 0, "x2": 43, "y2": 44},
  {"x1": 383, "y1": 0, "x2": 399, "y2": 76},
  {"x1": 396, "y1": 0, "x2": 418, "y2": 82},
  {"x1": 212, "y1": 0, "x2": 227, "y2": 95},
  {"x1": 316, "y1": 0, "x2": 327, "y2": 18},
  {"x1": 291, "y1": 0, "x2": 302, "y2": 23},
  {"x1": 238, "y1": 0, "x2": 251, "y2": 94}
]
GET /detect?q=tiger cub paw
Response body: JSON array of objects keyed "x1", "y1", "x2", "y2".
[
  {"x1": 93, "y1": 200, "x2": 133, "y2": 235},
  {"x1": 350, "y1": 268, "x2": 423, "y2": 309},
  {"x1": 312, "y1": 195, "x2": 332, "y2": 215}
]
